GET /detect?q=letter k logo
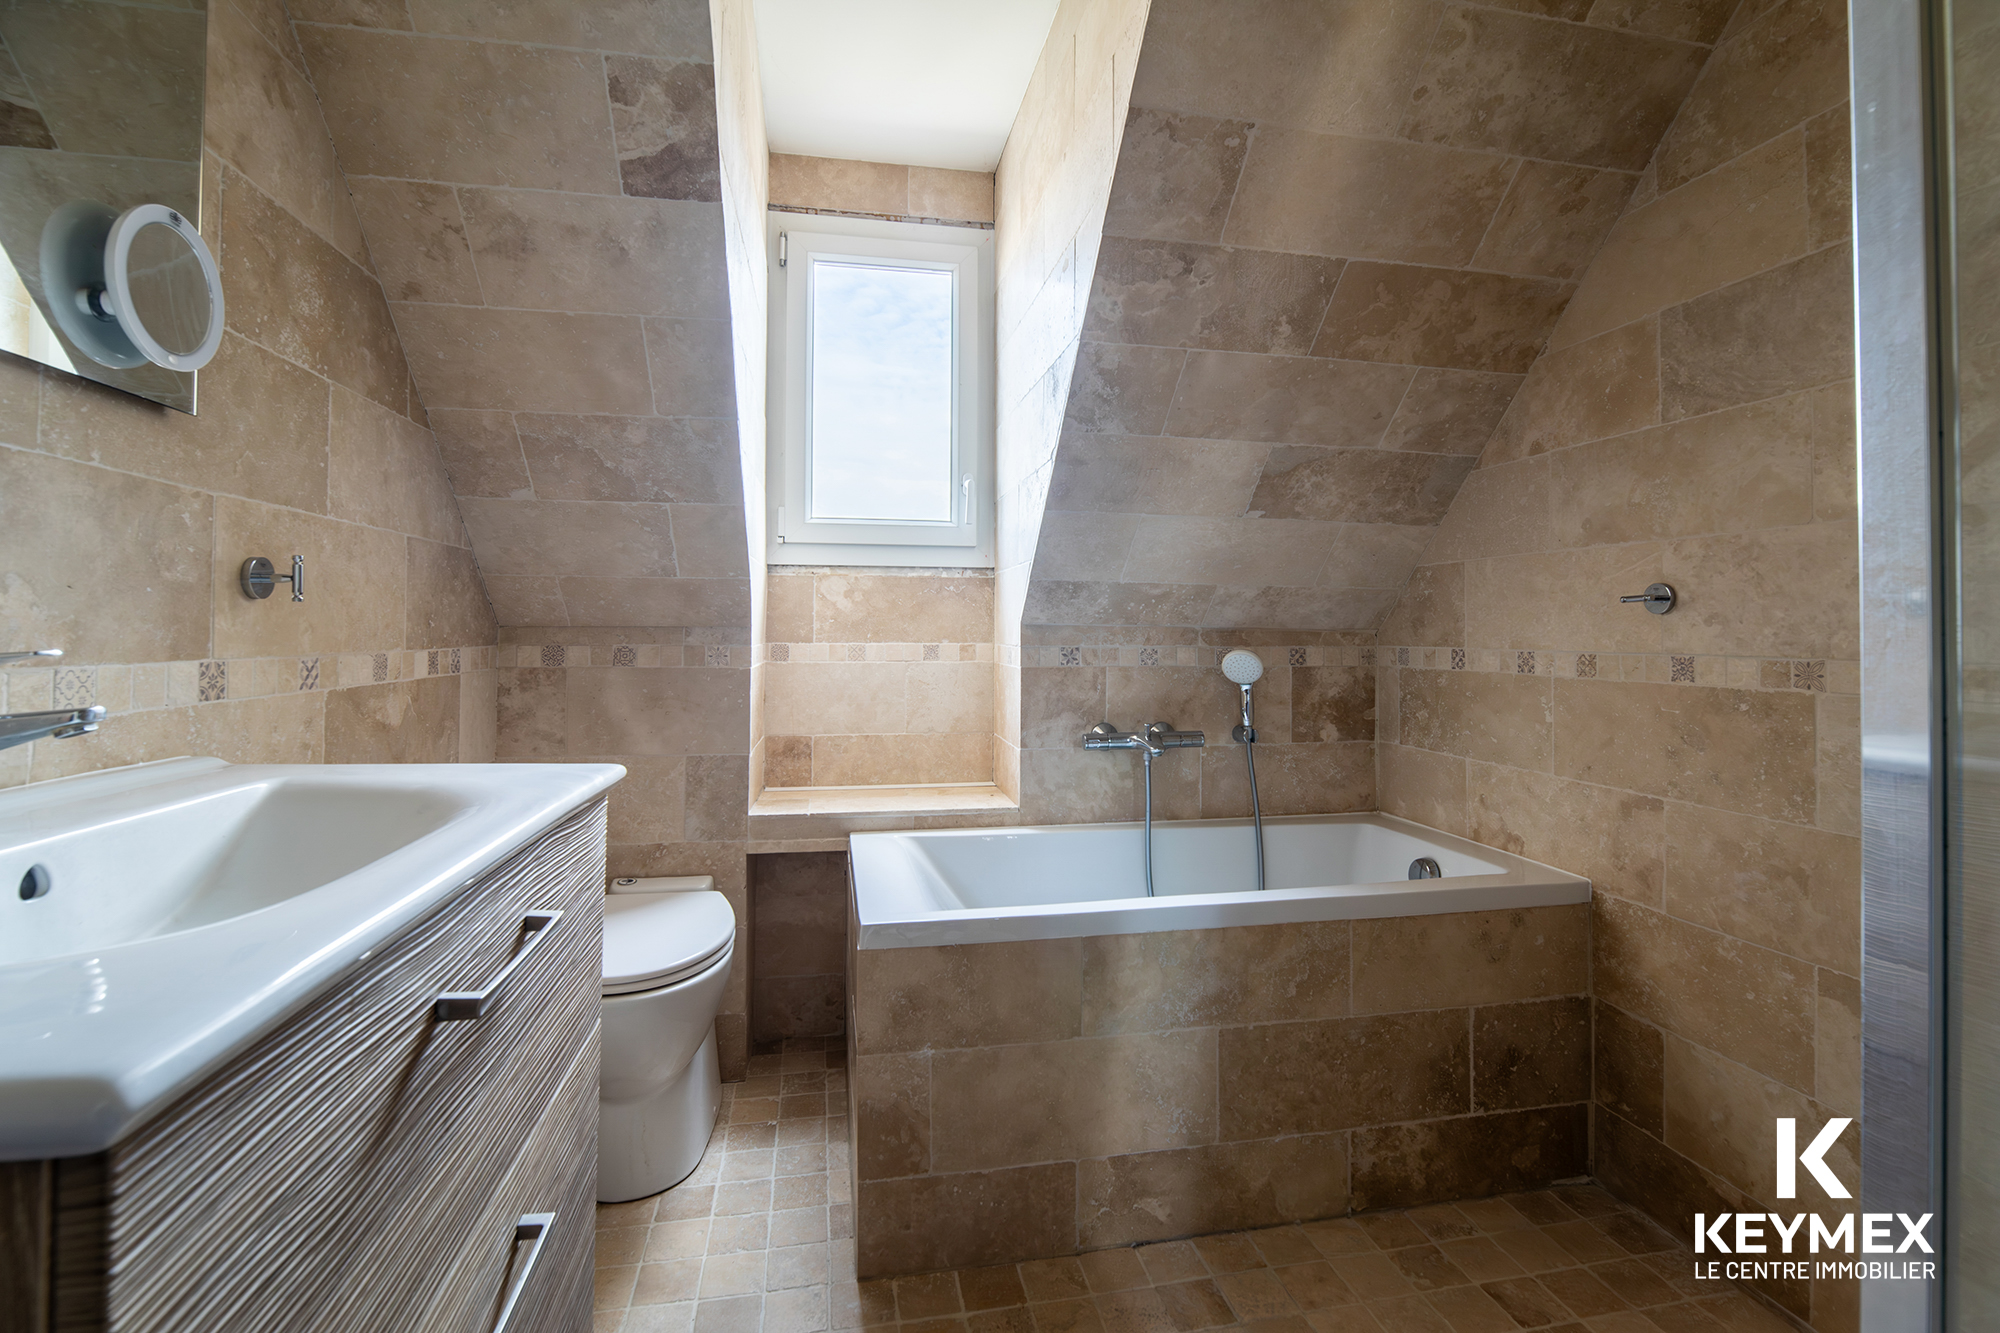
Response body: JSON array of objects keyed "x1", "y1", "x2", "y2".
[{"x1": 1777, "y1": 1117, "x2": 1853, "y2": 1199}]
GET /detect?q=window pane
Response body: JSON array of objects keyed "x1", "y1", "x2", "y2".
[{"x1": 809, "y1": 260, "x2": 954, "y2": 523}]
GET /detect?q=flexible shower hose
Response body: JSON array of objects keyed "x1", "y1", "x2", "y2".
[{"x1": 1246, "y1": 738, "x2": 1266, "y2": 891}]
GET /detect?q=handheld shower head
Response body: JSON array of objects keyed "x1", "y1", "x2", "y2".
[{"x1": 1221, "y1": 650, "x2": 1265, "y2": 685}]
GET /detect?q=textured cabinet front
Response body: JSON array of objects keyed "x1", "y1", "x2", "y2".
[{"x1": 41, "y1": 799, "x2": 607, "y2": 1333}]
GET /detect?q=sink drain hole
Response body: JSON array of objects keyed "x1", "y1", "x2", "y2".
[{"x1": 18, "y1": 864, "x2": 50, "y2": 900}]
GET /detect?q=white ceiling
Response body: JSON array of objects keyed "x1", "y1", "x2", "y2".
[{"x1": 753, "y1": 0, "x2": 1062, "y2": 173}]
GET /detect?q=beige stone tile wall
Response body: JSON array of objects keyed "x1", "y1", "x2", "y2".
[
  {"x1": 713, "y1": 0, "x2": 772, "y2": 844},
  {"x1": 991, "y1": 0, "x2": 1152, "y2": 804},
  {"x1": 1015, "y1": 630, "x2": 1376, "y2": 825},
  {"x1": 285, "y1": 0, "x2": 766, "y2": 1076},
  {"x1": 762, "y1": 572, "x2": 996, "y2": 789},
  {"x1": 1022, "y1": 0, "x2": 1741, "y2": 641},
  {"x1": 750, "y1": 851, "x2": 847, "y2": 1042},
  {"x1": 845, "y1": 906, "x2": 1591, "y2": 1278},
  {"x1": 496, "y1": 623, "x2": 751, "y2": 1076},
  {"x1": 769, "y1": 155, "x2": 994, "y2": 226},
  {"x1": 288, "y1": 0, "x2": 751, "y2": 634},
  {"x1": 1373, "y1": 0, "x2": 1858, "y2": 1327},
  {"x1": 0, "y1": 0, "x2": 496, "y2": 788}
]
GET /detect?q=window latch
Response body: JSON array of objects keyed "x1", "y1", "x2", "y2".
[{"x1": 778, "y1": 232, "x2": 787, "y2": 267}]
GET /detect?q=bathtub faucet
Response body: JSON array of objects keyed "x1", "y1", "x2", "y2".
[
  {"x1": 1083, "y1": 722, "x2": 1163, "y2": 757},
  {"x1": 1082, "y1": 722, "x2": 1204, "y2": 897}
]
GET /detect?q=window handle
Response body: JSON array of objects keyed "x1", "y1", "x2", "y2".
[{"x1": 962, "y1": 474, "x2": 972, "y2": 521}]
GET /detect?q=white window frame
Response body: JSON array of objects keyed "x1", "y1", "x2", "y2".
[{"x1": 766, "y1": 212, "x2": 995, "y2": 568}]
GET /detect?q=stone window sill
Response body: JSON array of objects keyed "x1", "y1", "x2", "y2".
[{"x1": 748, "y1": 784, "x2": 1016, "y2": 818}]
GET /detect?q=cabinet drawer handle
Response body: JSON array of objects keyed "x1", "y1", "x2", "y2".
[
  {"x1": 434, "y1": 911, "x2": 563, "y2": 1022},
  {"x1": 492, "y1": 1211, "x2": 556, "y2": 1333}
]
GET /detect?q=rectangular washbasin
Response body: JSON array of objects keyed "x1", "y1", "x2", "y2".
[
  {"x1": 1, "y1": 777, "x2": 467, "y2": 964},
  {"x1": 0, "y1": 757, "x2": 624, "y2": 1160}
]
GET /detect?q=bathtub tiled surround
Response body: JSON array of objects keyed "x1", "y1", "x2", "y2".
[
  {"x1": 0, "y1": 0, "x2": 498, "y2": 790},
  {"x1": 846, "y1": 907, "x2": 1589, "y2": 1278},
  {"x1": 1371, "y1": 0, "x2": 1859, "y2": 1324},
  {"x1": 762, "y1": 572, "x2": 998, "y2": 790},
  {"x1": 597, "y1": 1044, "x2": 1795, "y2": 1333}
]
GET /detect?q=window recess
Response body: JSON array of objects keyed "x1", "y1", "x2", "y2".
[{"x1": 766, "y1": 213, "x2": 994, "y2": 568}]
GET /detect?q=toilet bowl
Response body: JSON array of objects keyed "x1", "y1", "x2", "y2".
[{"x1": 597, "y1": 878, "x2": 736, "y2": 1202}]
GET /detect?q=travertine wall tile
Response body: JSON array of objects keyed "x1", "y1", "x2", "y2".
[
  {"x1": 1593, "y1": 894, "x2": 1817, "y2": 1092},
  {"x1": 3, "y1": 0, "x2": 497, "y2": 819},
  {"x1": 1552, "y1": 131, "x2": 1810, "y2": 347},
  {"x1": 1467, "y1": 761, "x2": 1665, "y2": 904},
  {"x1": 1349, "y1": 1105, "x2": 1589, "y2": 1211},
  {"x1": 1352, "y1": 905, "x2": 1590, "y2": 1012},
  {"x1": 1076, "y1": 1135, "x2": 1351, "y2": 1249},
  {"x1": 1373, "y1": 0, "x2": 1859, "y2": 1287}
]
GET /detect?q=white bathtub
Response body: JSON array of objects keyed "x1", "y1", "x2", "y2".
[{"x1": 848, "y1": 813, "x2": 1590, "y2": 948}]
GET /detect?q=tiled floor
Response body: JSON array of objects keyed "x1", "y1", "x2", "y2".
[{"x1": 594, "y1": 1041, "x2": 1791, "y2": 1333}]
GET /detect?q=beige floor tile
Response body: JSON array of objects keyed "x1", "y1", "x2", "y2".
[
  {"x1": 1135, "y1": 1241, "x2": 1207, "y2": 1286},
  {"x1": 637, "y1": 1260, "x2": 704, "y2": 1305},
  {"x1": 1021, "y1": 1260, "x2": 1092, "y2": 1303},
  {"x1": 1430, "y1": 1238, "x2": 1520, "y2": 1284},
  {"x1": 766, "y1": 1286, "x2": 833, "y2": 1333},
  {"x1": 1359, "y1": 1294, "x2": 1452, "y2": 1332},
  {"x1": 1079, "y1": 1249, "x2": 1150, "y2": 1293},
  {"x1": 600, "y1": 1265, "x2": 642, "y2": 1311},
  {"x1": 1304, "y1": 1308, "x2": 1385, "y2": 1333},
  {"x1": 696, "y1": 1295, "x2": 767, "y2": 1333},
  {"x1": 1418, "y1": 1284, "x2": 1516, "y2": 1333},
  {"x1": 591, "y1": 1039, "x2": 1782, "y2": 1333},
  {"x1": 771, "y1": 1244, "x2": 833, "y2": 1291},
  {"x1": 1272, "y1": 1261, "x2": 1360, "y2": 1311},
  {"x1": 625, "y1": 1303, "x2": 699, "y2": 1333},
  {"x1": 1216, "y1": 1268, "x2": 1298, "y2": 1320},
  {"x1": 1194, "y1": 1234, "x2": 1268, "y2": 1273},
  {"x1": 703, "y1": 1252, "x2": 772, "y2": 1299}
]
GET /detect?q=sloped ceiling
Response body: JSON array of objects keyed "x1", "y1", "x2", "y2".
[
  {"x1": 288, "y1": 0, "x2": 749, "y2": 630},
  {"x1": 1025, "y1": 0, "x2": 1736, "y2": 632}
]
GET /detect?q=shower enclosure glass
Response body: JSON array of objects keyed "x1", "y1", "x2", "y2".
[{"x1": 1946, "y1": 0, "x2": 2000, "y2": 1322}]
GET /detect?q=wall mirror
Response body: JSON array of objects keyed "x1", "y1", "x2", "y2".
[{"x1": 0, "y1": 0, "x2": 214, "y2": 414}]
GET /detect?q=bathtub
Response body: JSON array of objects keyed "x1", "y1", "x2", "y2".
[{"x1": 848, "y1": 812, "x2": 1590, "y2": 948}]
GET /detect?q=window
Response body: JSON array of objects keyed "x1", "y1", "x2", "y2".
[{"x1": 767, "y1": 214, "x2": 993, "y2": 566}]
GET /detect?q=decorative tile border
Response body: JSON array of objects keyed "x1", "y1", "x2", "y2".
[
  {"x1": 0, "y1": 644, "x2": 496, "y2": 717},
  {"x1": 1027, "y1": 643, "x2": 1374, "y2": 669},
  {"x1": 761, "y1": 642, "x2": 992, "y2": 666},
  {"x1": 1378, "y1": 645, "x2": 1860, "y2": 695}
]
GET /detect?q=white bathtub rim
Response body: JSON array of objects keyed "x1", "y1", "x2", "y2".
[{"x1": 849, "y1": 811, "x2": 1591, "y2": 949}]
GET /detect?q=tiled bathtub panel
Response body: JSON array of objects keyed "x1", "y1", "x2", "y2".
[
  {"x1": 849, "y1": 907, "x2": 1594, "y2": 1274},
  {"x1": 1351, "y1": 903, "x2": 1592, "y2": 1012}
]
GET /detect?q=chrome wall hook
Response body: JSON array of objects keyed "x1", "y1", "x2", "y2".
[
  {"x1": 1619, "y1": 583, "x2": 1675, "y2": 614},
  {"x1": 241, "y1": 555, "x2": 305, "y2": 602}
]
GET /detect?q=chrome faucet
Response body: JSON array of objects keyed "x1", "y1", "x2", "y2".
[
  {"x1": 1082, "y1": 721, "x2": 1205, "y2": 896},
  {"x1": 0, "y1": 650, "x2": 106, "y2": 753}
]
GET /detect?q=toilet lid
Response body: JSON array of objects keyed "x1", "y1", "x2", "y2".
[{"x1": 602, "y1": 890, "x2": 736, "y2": 996}]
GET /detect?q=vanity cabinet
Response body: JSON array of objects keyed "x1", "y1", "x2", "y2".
[{"x1": 1, "y1": 798, "x2": 608, "y2": 1333}]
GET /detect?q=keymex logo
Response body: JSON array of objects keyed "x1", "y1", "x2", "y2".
[{"x1": 1689, "y1": 1117, "x2": 1935, "y2": 1284}]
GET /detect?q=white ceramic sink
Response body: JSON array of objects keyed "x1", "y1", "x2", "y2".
[{"x1": 0, "y1": 757, "x2": 623, "y2": 1159}]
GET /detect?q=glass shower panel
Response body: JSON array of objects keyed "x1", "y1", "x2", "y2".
[{"x1": 1947, "y1": 0, "x2": 2000, "y2": 1321}]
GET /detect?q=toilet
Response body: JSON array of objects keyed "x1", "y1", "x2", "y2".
[{"x1": 597, "y1": 875, "x2": 737, "y2": 1203}]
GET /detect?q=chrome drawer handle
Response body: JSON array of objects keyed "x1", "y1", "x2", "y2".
[
  {"x1": 433, "y1": 912, "x2": 562, "y2": 1022},
  {"x1": 492, "y1": 1212, "x2": 556, "y2": 1333}
]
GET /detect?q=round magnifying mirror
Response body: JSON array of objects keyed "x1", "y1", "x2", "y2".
[{"x1": 103, "y1": 204, "x2": 223, "y2": 372}]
